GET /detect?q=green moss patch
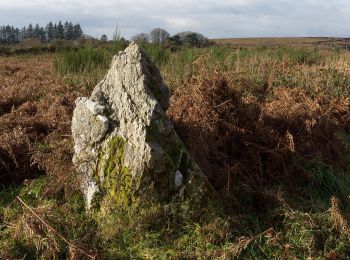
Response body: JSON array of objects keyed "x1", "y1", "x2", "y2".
[{"x1": 97, "y1": 136, "x2": 134, "y2": 208}]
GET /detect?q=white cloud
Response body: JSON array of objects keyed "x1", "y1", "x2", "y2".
[
  {"x1": 164, "y1": 17, "x2": 199, "y2": 29},
  {"x1": 0, "y1": 0, "x2": 349, "y2": 39}
]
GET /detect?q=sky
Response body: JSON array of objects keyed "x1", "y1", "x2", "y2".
[{"x1": 0, "y1": 0, "x2": 349, "y2": 40}]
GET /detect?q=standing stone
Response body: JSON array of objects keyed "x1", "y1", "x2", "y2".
[{"x1": 72, "y1": 42, "x2": 212, "y2": 209}]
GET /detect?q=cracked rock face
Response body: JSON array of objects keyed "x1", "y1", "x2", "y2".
[{"x1": 72, "y1": 42, "x2": 211, "y2": 209}]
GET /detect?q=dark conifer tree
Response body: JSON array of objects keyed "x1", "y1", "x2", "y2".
[
  {"x1": 27, "y1": 24, "x2": 33, "y2": 39},
  {"x1": 57, "y1": 21, "x2": 64, "y2": 39},
  {"x1": 46, "y1": 22, "x2": 54, "y2": 41},
  {"x1": 19, "y1": 27, "x2": 26, "y2": 41},
  {"x1": 39, "y1": 27, "x2": 46, "y2": 42},
  {"x1": 73, "y1": 23, "x2": 83, "y2": 40},
  {"x1": 53, "y1": 23, "x2": 58, "y2": 39},
  {"x1": 64, "y1": 22, "x2": 74, "y2": 40},
  {"x1": 34, "y1": 24, "x2": 41, "y2": 40}
]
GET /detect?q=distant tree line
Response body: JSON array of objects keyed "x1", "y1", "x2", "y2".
[
  {"x1": 0, "y1": 21, "x2": 83, "y2": 45},
  {"x1": 131, "y1": 28, "x2": 210, "y2": 47}
]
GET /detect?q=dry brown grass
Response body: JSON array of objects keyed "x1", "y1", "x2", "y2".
[
  {"x1": 0, "y1": 55, "x2": 87, "y2": 193},
  {"x1": 167, "y1": 66, "x2": 350, "y2": 209}
]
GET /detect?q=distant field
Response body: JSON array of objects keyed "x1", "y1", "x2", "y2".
[{"x1": 213, "y1": 37, "x2": 350, "y2": 49}]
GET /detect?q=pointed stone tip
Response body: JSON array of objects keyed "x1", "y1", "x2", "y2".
[
  {"x1": 124, "y1": 42, "x2": 144, "y2": 57},
  {"x1": 110, "y1": 42, "x2": 145, "y2": 64}
]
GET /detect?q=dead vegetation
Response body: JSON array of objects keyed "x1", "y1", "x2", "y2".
[
  {"x1": 167, "y1": 65, "x2": 350, "y2": 258},
  {"x1": 168, "y1": 67, "x2": 349, "y2": 205},
  {"x1": 0, "y1": 56, "x2": 85, "y2": 192}
]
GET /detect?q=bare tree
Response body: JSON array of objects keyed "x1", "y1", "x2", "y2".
[
  {"x1": 149, "y1": 28, "x2": 170, "y2": 44},
  {"x1": 131, "y1": 33, "x2": 149, "y2": 44}
]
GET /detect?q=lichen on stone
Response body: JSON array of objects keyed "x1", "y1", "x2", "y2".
[{"x1": 97, "y1": 136, "x2": 134, "y2": 208}]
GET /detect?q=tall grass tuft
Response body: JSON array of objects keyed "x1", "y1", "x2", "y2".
[
  {"x1": 143, "y1": 43, "x2": 170, "y2": 68},
  {"x1": 279, "y1": 47, "x2": 323, "y2": 65},
  {"x1": 54, "y1": 48, "x2": 109, "y2": 76},
  {"x1": 111, "y1": 26, "x2": 125, "y2": 54}
]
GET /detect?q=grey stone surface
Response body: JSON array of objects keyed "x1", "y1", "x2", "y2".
[{"x1": 72, "y1": 42, "x2": 212, "y2": 209}]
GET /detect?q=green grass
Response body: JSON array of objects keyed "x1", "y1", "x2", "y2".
[
  {"x1": 53, "y1": 47, "x2": 112, "y2": 90},
  {"x1": 0, "y1": 177, "x2": 98, "y2": 259},
  {"x1": 53, "y1": 36, "x2": 127, "y2": 89},
  {"x1": 142, "y1": 43, "x2": 170, "y2": 69},
  {"x1": 54, "y1": 48, "x2": 109, "y2": 75}
]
